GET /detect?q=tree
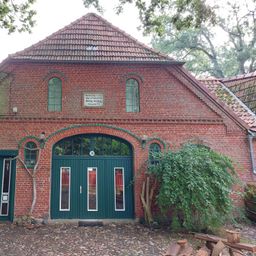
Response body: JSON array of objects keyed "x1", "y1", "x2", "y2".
[
  {"x1": 83, "y1": 0, "x2": 217, "y2": 33},
  {"x1": 0, "y1": 0, "x2": 36, "y2": 33},
  {"x1": 151, "y1": 1, "x2": 256, "y2": 77},
  {"x1": 148, "y1": 144, "x2": 236, "y2": 231}
]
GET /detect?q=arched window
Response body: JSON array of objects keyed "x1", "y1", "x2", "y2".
[
  {"x1": 126, "y1": 79, "x2": 140, "y2": 112},
  {"x1": 24, "y1": 142, "x2": 38, "y2": 168},
  {"x1": 48, "y1": 77, "x2": 62, "y2": 112},
  {"x1": 53, "y1": 134, "x2": 132, "y2": 156},
  {"x1": 149, "y1": 143, "x2": 161, "y2": 165}
]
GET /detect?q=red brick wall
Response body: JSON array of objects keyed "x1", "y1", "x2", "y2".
[
  {"x1": 4, "y1": 63, "x2": 220, "y2": 119},
  {"x1": 0, "y1": 62, "x2": 255, "y2": 219}
]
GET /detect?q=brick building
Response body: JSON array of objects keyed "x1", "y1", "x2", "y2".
[
  {"x1": 0, "y1": 13, "x2": 256, "y2": 222},
  {"x1": 221, "y1": 72, "x2": 256, "y2": 113}
]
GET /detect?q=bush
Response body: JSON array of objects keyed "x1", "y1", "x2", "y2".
[
  {"x1": 244, "y1": 183, "x2": 256, "y2": 202},
  {"x1": 148, "y1": 144, "x2": 236, "y2": 232}
]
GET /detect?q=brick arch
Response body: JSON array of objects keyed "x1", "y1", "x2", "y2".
[
  {"x1": 43, "y1": 124, "x2": 145, "y2": 219},
  {"x1": 44, "y1": 124, "x2": 142, "y2": 152}
]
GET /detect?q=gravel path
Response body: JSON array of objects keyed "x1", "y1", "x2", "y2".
[
  {"x1": 0, "y1": 222, "x2": 255, "y2": 256},
  {"x1": 0, "y1": 223, "x2": 172, "y2": 256}
]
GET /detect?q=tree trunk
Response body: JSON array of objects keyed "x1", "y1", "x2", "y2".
[{"x1": 30, "y1": 175, "x2": 37, "y2": 215}]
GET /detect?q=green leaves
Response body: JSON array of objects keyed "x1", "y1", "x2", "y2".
[
  {"x1": 0, "y1": 0, "x2": 36, "y2": 34},
  {"x1": 83, "y1": 0, "x2": 216, "y2": 34},
  {"x1": 148, "y1": 144, "x2": 236, "y2": 231}
]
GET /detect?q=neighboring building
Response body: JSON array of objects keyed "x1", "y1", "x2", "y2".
[
  {"x1": 221, "y1": 72, "x2": 256, "y2": 113},
  {"x1": 0, "y1": 13, "x2": 256, "y2": 222}
]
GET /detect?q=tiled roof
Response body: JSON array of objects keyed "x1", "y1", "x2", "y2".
[
  {"x1": 200, "y1": 78, "x2": 256, "y2": 129},
  {"x1": 221, "y1": 72, "x2": 256, "y2": 113},
  {"x1": 7, "y1": 13, "x2": 181, "y2": 64}
]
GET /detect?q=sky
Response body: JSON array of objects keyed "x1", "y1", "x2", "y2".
[{"x1": 0, "y1": 0, "x2": 150, "y2": 62}]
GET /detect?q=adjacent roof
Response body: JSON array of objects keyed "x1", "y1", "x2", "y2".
[
  {"x1": 200, "y1": 78, "x2": 256, "y2": 130},
  {"x1": 5, "y1": 13, "x2": 181, "y2": 65},
  {"x1": 221, "y1": 71, "x2": 256, "y2": 113}
]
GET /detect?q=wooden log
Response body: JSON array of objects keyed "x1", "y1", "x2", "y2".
[
  {"x1": 225, "y1": 230, "x2": 240, "y2": 243},
  {"x1": 178, "y1": 245, "x2": 193, "y2": 256},
  {"x1": 195, "y1": 246, "x2": 211, "y2": 256},
  {"x1": 205, "y1": 241, "x2": 215, "y2": 251},
  {"x1": 194, "y1": 233, "x2": 256, "y2": 253},
  {"x1": 211, "y1": 240, "x2": 226, "y2": 256},
  {"x1": 164, "y1": 243, "x2": 181, "y2": 256},
  {"x1": 164, "y1": 240, "x2": 194, "y2": 256},
  {"x1": 229, "y1": 248, "x2": 244, "y2": 256}
]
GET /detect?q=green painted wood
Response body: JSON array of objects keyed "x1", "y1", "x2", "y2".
[
  {"x1": 0, "y1": 150, "x2": 18, "y2": 157},
  {"x1": 51, "y1": 156, "x2": 134, "y2": 219}
]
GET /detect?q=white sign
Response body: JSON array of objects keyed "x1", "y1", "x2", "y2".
[{"x1": 84, "y1": 93, "x2": 104, "y2": 107}]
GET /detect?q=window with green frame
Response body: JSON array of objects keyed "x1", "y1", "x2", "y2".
[
  {"x1": 24, "y1": 142, "x2": 38, "y2": 168},
  {"x1": 149, "y1": 143, "x2": 161, "y2": 165},
  {"x1": 48, "y1": 77, "x2": 62, "y2": 112},
  {"x1": 53, "y1": 134, "x2": 132, "y2": 156},
  {"x1": 126, "y1": 78, "x2": 140, "y2": 112}
]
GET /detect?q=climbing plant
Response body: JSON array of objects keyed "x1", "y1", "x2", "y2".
[{"x1": 148, "y1": 144, "x2": 236, "y2": 231}]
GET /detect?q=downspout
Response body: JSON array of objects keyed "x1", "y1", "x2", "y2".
[{"x1": 248, "y1": 130, "x2": 256, "y2": 175}]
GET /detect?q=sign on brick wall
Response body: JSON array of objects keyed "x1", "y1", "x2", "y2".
[{"x1": 83, "y1": 93, "x2": 104, "y2": 107}]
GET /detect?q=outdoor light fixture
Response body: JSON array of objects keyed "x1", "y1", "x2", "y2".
[
  {"x1": 141, "y1": 134, "x2": 148, "y2": 148},
  {"x1": 39, "y1": 132, "x2": 46, "y2": 149}
]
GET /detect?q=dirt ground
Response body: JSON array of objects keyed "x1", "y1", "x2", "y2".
[{"x1": 0, "y1": 222, "x2": 255, "y2": 256}]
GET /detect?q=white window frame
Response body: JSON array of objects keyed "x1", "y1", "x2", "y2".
[
  {"x1": 59, "y1": 167, "x2": 71, "y2": 211},
  {"x1": 0, "y1": 159, "x2": 12, "y2": 216},
  {"x1": 114, "y1": 167, "x2": 125, "y2": 211},
  {"x1": 87, "y1": 167, "x2": 98, "y2": 212}
]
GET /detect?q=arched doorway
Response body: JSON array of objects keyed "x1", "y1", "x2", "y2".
[{"x1": 51, "y1": 134, "x2": 134, "y2": 219}]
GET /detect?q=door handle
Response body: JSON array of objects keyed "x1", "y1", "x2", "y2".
[{"x1": 80, "y1": 186, "x2": 82, "y2": 194}]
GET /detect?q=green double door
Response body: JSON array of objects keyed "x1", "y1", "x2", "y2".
[{"x1": 51, "y1": 156, "x2": 134, "y2": 219}]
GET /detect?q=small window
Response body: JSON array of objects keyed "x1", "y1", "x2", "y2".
[
  {"x1": 60, "y1": 167, "x2": 71, "y2": 211},
  {"x1": 24, "y1": 142, "x2": 38, "y2": 168},
  {"x1": 114, "y1": 167, "x2": 125, "y2": 211},
  {"x1": 149, "y1": 143, "x2": 161, "y2": 165},
  {"x1": 48, "y1": 77, "x2": 62, "y2": 112},
  {"x1": 87, "y1": 167, "x2": 98, "y2": 211},
  {"x1": 126, "y1": 79, "x2": 140, "y2": 112}
]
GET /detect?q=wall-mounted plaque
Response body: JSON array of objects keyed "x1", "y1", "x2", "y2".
[{"x1": 84, "y1": 93, "x2": 104, "y2": 107}]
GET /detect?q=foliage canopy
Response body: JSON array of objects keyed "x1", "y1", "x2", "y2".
[
  {"x1": 83, "y1": 0, "x2": 216, "y2": 33},
  {"x1": 152, "y1": 1, "x2": 256, "y2": 77},
  {"x1": 148, "y1": 144, "x2": 236, "y2": 231},
  {"x1": 0, "y1": 0, "x2": 36, "y2": 33}
]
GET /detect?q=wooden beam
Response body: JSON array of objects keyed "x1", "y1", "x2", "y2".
[{"x1": 194, "y1": 233, "x2": 256, "y2": 253}]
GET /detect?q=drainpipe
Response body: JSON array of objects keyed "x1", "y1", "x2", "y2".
[{"x1": 248, "y1": 130, "x2": 256, "y2": 175}]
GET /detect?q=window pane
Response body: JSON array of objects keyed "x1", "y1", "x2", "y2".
[
  {"x1": 126, "y1": 79, "x2": 139, "y2": 112},
  {"x1": 3, "y1": 160, "x2": 11, "y2": 193},
  {"x1": 120, "y1": 143, "x2": 130, "y2": 156},
  {"x1": 53, "y1": 135, "x2": 131, "y2": 156},
  {"x1": 48, "y1": 77, "x2": 62, "y2": 112},
  {"x1": 60, "y1": 167, "x2": 70, "y2": 211},
  {"x1": 63, "y1": 140, "x2": 72, "y2": 155},
  {"x1": 1, "y1": 203, "x2": 8, "y2": 215},
  {"x1": 72, "y1": 137, "x2": 81, "y2": 155},
  {"x1": 115, "y1": 168, "x2": 125, "y2": 211},
  {"x1": 81, "y1": 137, "x2": 90, "y2": 155},
  {"x1": 112, "y1": 139, "x2": 121, "y2": 155},
  {"x1": 149, "y1": 143, "x2": 161, "y2": 165},
  {"x1": 88, "y1": 167, "x2": 97, "y2": 211},
  {"x1": 24, "y1": 142, "x2": 37, "y2": 168}
]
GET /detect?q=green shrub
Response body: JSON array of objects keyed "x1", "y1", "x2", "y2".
[
  {"x1": 148, "y1": 144, "x2": 236, "y2": 232},
  {"x1": 244, "y1": 183, "x2": 256, "y2": 202}
]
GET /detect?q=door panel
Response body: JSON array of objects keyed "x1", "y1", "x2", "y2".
[
  {"x1": 0, "y1": 157, "x2": 16, "y2": 221},
  {"x1": 51, "y1": 156, "x2": 134, "y2": 219}
]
